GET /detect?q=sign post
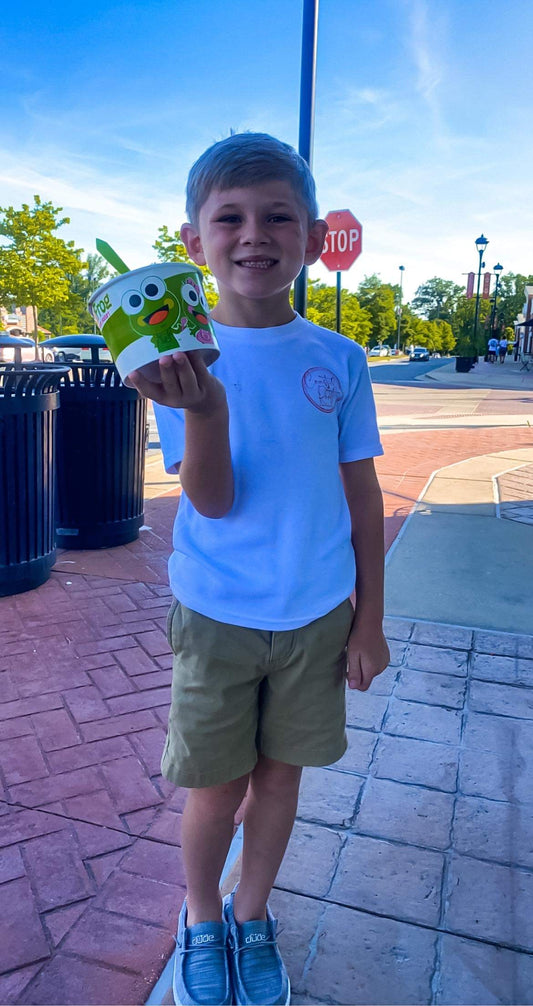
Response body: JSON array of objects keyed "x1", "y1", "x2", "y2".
[{"x1": 320, "y1": 209, "x2": 362, "y2": 333}]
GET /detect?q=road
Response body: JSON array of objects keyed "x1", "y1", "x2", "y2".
[{"x1": 369, "y1": 356, "x2": 451, "y2": 386}]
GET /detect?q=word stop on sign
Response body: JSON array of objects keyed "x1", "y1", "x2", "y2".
[{"x1": 323, "y1": 228, "x2": 360, "y2": 254}]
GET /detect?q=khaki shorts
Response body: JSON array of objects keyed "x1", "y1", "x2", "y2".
[{"x1": 161, "y1": 599, "x2": 354, "y2": 788}]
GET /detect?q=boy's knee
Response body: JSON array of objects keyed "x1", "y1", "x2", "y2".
[
  {"x1": 251, "y1": 755, "x2": 302, "y2": 796},
  {"x1": 187, "y1": 774, "x2": 250, "y2": 819}
]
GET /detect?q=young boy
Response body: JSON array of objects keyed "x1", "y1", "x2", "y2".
[{"x1": 130, "y1": 132, "x2": 389, "y2": 1006}]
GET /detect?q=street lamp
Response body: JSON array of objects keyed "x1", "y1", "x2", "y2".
[
  {"x1": 489, "y1": 263, "x2": 503, "y2": 341},
  {"x1": 473, "y1": 233, "x2": 489, "y2": 354},
  {"x1": 396, "y1": 265, "x2": 405, "y2": 351}
]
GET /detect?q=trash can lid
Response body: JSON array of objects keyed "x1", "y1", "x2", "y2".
[
  {"x1": 41, "y1": 334, "x2": 106, "y2": 347},
  {"x1": 0, "y1": 334, "x2": 35, "y2": 347}
]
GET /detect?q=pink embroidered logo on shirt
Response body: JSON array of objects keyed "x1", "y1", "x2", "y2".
[{"x1": 302, "y1": 367, "x2": 342, "y2": 413}]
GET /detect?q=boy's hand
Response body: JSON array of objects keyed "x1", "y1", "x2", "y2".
[
  {"x1": 346, "y1": 621, "x2": 390, "y2": 692},
  {"x1": 128, "y1": 351, "x2": 227, "y2": 415}
]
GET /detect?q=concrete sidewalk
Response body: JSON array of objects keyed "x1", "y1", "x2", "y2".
[
  {"x1": 385, "y1": 447, "x2": 533, "y2": 634},
  {"x1": 1, "y1": 427, "x2": 533, "y2": 1004},
  {"x1": 421, "y1": 356, "x2": 533, "y2": 392}
]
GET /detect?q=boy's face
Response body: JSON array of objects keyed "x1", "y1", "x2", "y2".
[{"x1": 181, "y1": 180, "x2": 327, "y2": 319}]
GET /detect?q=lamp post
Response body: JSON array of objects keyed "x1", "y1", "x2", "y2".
[
  {"x1": 473, "y1": 234, "x2": 489, "y2": 354},
  {"x1": 489, "y1": 263, "x2": 503, "y2": 341},
  {"x1": 396, "y1": 265, "x2": 405, "y2": 351}
]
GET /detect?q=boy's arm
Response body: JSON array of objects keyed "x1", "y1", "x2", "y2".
[
  {"x1": 340, "y1": 457, "x2": 390, "y2": 691},
  {"x1": 129, "y1": 352, "x2": 233, "y2": 519}
]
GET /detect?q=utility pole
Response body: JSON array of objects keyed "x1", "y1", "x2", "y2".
[
  {"x1": 396, "y1": 265, "x2": 405, "y2": 351},
  {"x1": 293, "y1": 0, "x2": 319, "y2": 319}
]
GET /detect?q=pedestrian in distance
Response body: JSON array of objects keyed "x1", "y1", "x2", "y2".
[
  {"x1": 487, "y1": 336, "x2": 498, "y2": 363},
  {"x1": 498, "y1": 335, "x2": 508, "y2": 363},
  {"x1": 129, "y1": 132, "x2": 389, "y2": 1006}
]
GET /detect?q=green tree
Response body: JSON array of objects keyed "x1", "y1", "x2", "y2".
[
  {"x1": 154, "y1": 226, "x2": 217, "y2": 308},
  {"x1": 404, "y1": 314, "x2": 432, "y2": 348},
  {"x1": 495, "y1": 273, "x2": 533, "y2": 331},
  {"x1": 305, "y1": 279, "x2": 372, "y2": 345},
  {"x1": 0, "y1": 195, "x2": 85, "y2": 342},
  {"x1": 424, "y1": 318, "x2": 455, "y2": 354},
  {"x1": 411, "y1": 277, "x2": 464, "y2": 322},
  {"x1": 356, "y1": 274, "x2": 396, "y2": 344},
  {"x1": 396, "y1": 304, "x2": 419, "y2": 348},
  {"x1": 452, "y1": 296, "x2": 491, "y2": 355},
  {"x1": 436, "y1": 319, "x2": 456, "y2": 355},
  {"x1": 86, "y1": 253, "x2": 110, "y2": 300},
  {"x1": 39, "y1": 254, "x2": 110, "y2": 335}
]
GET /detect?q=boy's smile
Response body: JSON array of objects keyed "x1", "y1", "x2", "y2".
[{"x1": 181, "y1": 180, "x2": 327, "y2": 327}]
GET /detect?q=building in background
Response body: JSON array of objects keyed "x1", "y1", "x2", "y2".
[{"x1": 514, "y1": 286, "x2": 533, "y2": 358}]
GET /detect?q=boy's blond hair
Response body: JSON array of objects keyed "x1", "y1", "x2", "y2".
[{"x1": 185, "y1": 132, "x2": 319, "y2": 227}]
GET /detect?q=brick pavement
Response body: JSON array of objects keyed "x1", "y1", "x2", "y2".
[
  {"x1": 1, "y1": 424, "x2": 532, "y2": 1004},
  {"x1": 0, "y1": 494, "x2": 187, "y2": 1006}
]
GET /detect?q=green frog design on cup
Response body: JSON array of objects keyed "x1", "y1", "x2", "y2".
[{"x1": 89, "y1": 263, "x2": 219, "y2": 384}]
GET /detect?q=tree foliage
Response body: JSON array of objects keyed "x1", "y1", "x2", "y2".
[
  {"x1": 356, "y1": 275, "x2": 397, "y2": 344},
  {"x1": 411, "y1": 277, "x2": 464, "y2": 322},
  {"x1": 452, "y1": 296, "x2": 492, "y2": 355},
  {"x1": 39, "y1": 254, "x2": 110, "y2": 335},
  {"x1": 305, "y1": 279, "x2": 372, "y2": 345},
  {"x1": 494, "y1": 273, "x2": 533, "y2": 330},
  {"x1": 153, "y1": 225, "x2": 218, "y2": 308},
  {"x1": 0, "y1": 196, "x2": 85, "y2": 339}
]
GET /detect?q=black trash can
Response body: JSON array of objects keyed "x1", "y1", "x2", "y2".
[
  {"x1": 41, "y1": 336, "x2": 147, "y2": 549},
  {"x1": 0, "y1": 360, "x2": 69, "y2": 596},
  {"x1": 455, "y1": 356, "x2": 476, "y2": 373}
]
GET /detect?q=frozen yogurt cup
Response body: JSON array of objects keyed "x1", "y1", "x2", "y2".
[{"x1": 88, "y1": 262, "x2": 219, "y2": 385}]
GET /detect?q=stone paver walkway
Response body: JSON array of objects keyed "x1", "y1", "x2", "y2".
[{"x1": 270, "y1": 617, "x2": 533, "y2": 1005}]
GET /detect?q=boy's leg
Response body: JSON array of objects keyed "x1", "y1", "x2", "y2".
[
  {"x1": 182, "y1": 773, "x2": 250, "y2": 924},
  {"x1": 233, "y1": 754, "x2": 302, "y2": 922}
]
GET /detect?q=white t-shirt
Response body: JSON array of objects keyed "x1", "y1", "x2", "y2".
[
  {"x1": 154, "y1": 314, "x2": 383, "y2": 630},
  {"x1": 488, "y1": 338, "x2": 498, "y2": 351}
]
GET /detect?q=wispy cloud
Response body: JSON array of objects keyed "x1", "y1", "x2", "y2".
[{"x1": 405, "y1": 0, "x2": 450, "y2": 150}]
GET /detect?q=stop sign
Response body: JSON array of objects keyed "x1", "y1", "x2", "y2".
[{"x1": 320, "y1": 209, "x2": 362, "y2": 271}]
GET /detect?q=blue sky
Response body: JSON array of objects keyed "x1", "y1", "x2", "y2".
[{"x1": 1, "y1": 0, "x2": 531, "y2": 303}]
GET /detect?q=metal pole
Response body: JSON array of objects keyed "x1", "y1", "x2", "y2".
[
  {"x1": 336, "y1": 271, "x2": 341, "y2": 333},
  {"x1": 396, "y1": 265, "x2": 404, "y2": 351},
  {"x1": 294, "y1": 0, "x2": 319, "y2": 319},
  {"x1": 473, "y1": 247, "x2": 485, "y2": 354}
]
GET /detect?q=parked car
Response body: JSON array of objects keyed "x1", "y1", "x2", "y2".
[
  {"x1": 368, "y1": 345, "x2": 389, "y2": 357},
  {"x1": 0, "y1": 330, "x2": 55, "y2": 364},
  {"x1": 52, "y1": 335, "x2": 113, "y2": 364},
  {"x1": 409, "y1": 346, "x2": 430, "y2": 362}
]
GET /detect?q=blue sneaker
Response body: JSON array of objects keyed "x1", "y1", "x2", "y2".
[
  {"x1": 173, "y1": 900, "x2": 232, "y2": 1006},
  {"x1": 223, "y1": 888, "x2": 290, "y2": 1005}
]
